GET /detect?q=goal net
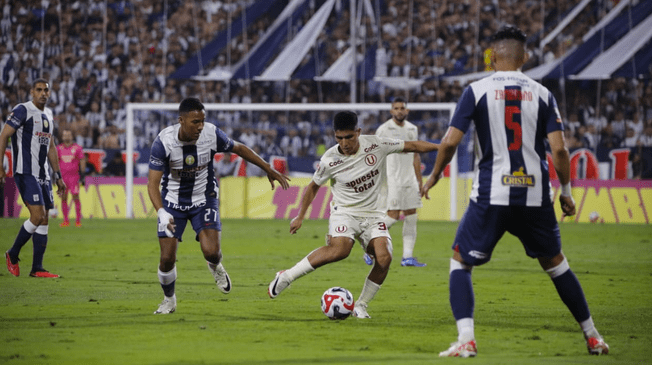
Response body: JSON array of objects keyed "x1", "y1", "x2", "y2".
[{"x1": 125, "y1": 102, "x2": 470, "y2": 221}]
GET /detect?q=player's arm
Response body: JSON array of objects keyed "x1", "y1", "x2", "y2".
[
  {"x1": 402, "y1": 140, "x2": 439, "y2": 153},
  {"x1": 289, "y1": 181, "x2": 320, "y2": 234},
  {"x1": 231, "y1": 141, "x2": 290, "y2": 190},
  {"x1": 548, "y1": 130, "x2": 575, "y2": 217},
  {"x1": 421, "y1": 126, "x2": 464, "y2": 199},
  {"x1": 147, "y1": 168, "x2": 176, "y2": 236},
  {"x1": 0, "y1": 123, "x2": 16, "y2": 184},
  {"x1": 48, "y1": 137, "x2": 66, "y2": 195},
  {"x1": 79, "y1": 155, "x2": 87, "y2": 186}
]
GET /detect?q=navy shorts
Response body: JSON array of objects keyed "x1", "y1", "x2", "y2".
[
  {"x1": 157, "y1": 198, "x2": 221, "y2": 241},
  {"x1": 14, "y1": 174, "x2": 54, "y2": 210},
  {"x1": 453, "y1": 200, "x2": 561, "y2": 266}
]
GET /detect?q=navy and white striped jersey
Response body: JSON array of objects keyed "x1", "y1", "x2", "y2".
[
  {"x1": 450, "y1": 71, "x2": 563, "y2": 207},
  {"x1": 149, "y1": 123, "x2": 234, "y2": 208},
  {"x1": 6, "y1": 101, "x2": 55, "y2": 180}
]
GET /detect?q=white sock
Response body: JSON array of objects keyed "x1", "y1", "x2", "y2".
[
  {"x1": 384, "y1": 216, "x2": 398, "y2": 229},
  {"x1": 24, "y1": 220, "x2": 38, "y2": 234},
  {"x1": 35, "y1": 225, "x2": 49, "y2": 235},
  {"x1": 580, "y1": 317, "x2": 601, "y2": 339},
  {"x1": 357, "y1": 278, "x2": 381, "y2": 305},
  {"x1": 207, "y1": 261, "x2": 223, "y2": 271},
  {"x1": 158, "y1": 267, "x2": 177, "y2": 295},
  {"x1": 285, "y1": 257, "x2": 314, "y2": 281},
  {"x1": 402, "y1": 214, "x2": 417, "y2": 258},
  {"x1": 456, "y1": 318, "x2": 475, "y2": 342}
]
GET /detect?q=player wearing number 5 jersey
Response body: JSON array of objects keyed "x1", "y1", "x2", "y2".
[
  {"x1": 421, "y1": 26, "x2": 608, "y2": 357},
  {"x1": 268, "y1": 111, "x2": 439, "y2": 319},
  {"x1": 147, "y1": 98, "x2": 289, "y2": 314}
]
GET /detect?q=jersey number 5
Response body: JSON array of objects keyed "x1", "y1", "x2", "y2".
[{"x1": 505, "y1": 106, "x2": 522, "y2": 151}]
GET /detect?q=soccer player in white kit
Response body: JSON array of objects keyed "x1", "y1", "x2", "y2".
[
  {"x1": 367, "y1": 97, "x2": 426, "y2": 267},
  {"x1": 421, "y1": 26, "x2": 608, "y2": 357},
  {"x1": 148, "y1": 98, "x2": 289, "y2": 314},
  {"x1": 268, "y1": 111, "x2": 439, "y2": 318}
]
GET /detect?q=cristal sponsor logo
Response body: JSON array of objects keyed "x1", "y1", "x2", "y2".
[
  {"x1": 345, "y1": 168, "x2": 379, "y2": 193},
  {"x1": 175, "y1": 165, "x2": 207, "y2": 178},
  {"x1": 335, "y1": 225, "x2": 347, "y2": 233},
  {"x1": 329, "y1": 159, "x2": 343, "y2": 167},
  {"x1": 501, "y1": 167, "x2": 535, "y2": 187},
  {"x1": 364, "y1": 143, "x2": 379, "y2": 152},
  {"x1": 468, "y1": 250, "x2": 487, "y2": 259},
  {"x1": 365, "y1": 154, "x2": 377, "y2": 166}
]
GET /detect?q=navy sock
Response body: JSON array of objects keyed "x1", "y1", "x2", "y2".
[
  {"x1": 31, "y1": 233, "x2": 48, "y2": 272},
  {"x1": 161, "y1": 282, "x2": 175, "y2": 298},
  {"x1": 552, "y1": 269, "x2": 591, "y2": 322},
  {"x1": 450, "y1": 269, "x2": 475, "y2": 320},
  {"x1": 8, "y1": 226, "x2": 33, "y2": 259}
]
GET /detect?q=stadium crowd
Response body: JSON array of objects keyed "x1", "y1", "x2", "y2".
[{"x1": 1, "y1": 0, "x2": 651, "y2": 177}]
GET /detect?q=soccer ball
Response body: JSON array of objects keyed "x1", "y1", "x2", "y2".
[
  {"x1": 321, "y1": 287, "x2": 354, "y2": 320},
  {"x1": 589, "y1": 211, "x2": 600, "y2": 223}
]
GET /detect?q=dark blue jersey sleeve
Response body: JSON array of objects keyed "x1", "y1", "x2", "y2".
[
  {"x1": 148, "y1": 136, "x2": 167, "y2": 171},
  {"x1": 215, "y1": 128, "x2": 235, "y2": 152},
  {"x1": 7, "y1": 105, "x2": 27, "y2": 129},
  {"x1": 450, "y1": 86, "x2": 476, "y2": 133}
]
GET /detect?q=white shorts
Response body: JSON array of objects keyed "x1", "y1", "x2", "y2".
[
  {"x1": 386, "y1": 185, "x2": 423, "y2": 211},
  {"x1": 328, "y1": 212, "x2": 392, "y2": 252}
]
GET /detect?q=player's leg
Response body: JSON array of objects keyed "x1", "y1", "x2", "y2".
[
  {"x1": 28, "y1": 180, "x2": 59, "y2": 277},
  {"x1": 6, "y1": 175, "x2": 44, "y2": 276},
  {"x1": 198, "y1": 229, "x2": 231, "y2": 294},
  {"x1": 60, "y1": 189, "x2": 70, "y2": 226},
  {"x1": 72, "y1": 193, "x2": 82, "y2": 227},
  {"x1": 400, "y1": 208, "x2": 425, "y2": 267},
  {"x1": 353, "y1": 236, "x2": 392, "y2": 319},
  {"x1": 155, "y1": 236, "x2": 179, "y2": 314}
]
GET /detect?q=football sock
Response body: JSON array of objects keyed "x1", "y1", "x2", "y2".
[
  {"x1": 402, "y1": 214, "x2": 417, "y2": 258},
  {"x1": 580, "y1": 317, "x2": 601, "y2": 339},
  {"x1": 158, "y1": 267, "x2": 177, "y2": 298},
  {"x1": 285, "y1": 257, "x2": 314, "y2": 281},
  {"x1": 61, "y1": 199, "x2": 70, "y2": 222},
  {"x1": 31, "y1": 225, "x2": 49, "y2": 272},
  {"x1": 357, "y1": 278, "x2": 381, "y2": 305},
  {"x1": 449, "y1": 259, "x2": 474, "y2": 320},
  {"x1": 545, "y1": 257, "x2": 591, "y2": 323},
  {"x1": 73, "y1": 198, "x2": 82, "y2": 223},
  {"x1": 384, "y1": 216, "x2": 398, "y2": 229},
  {"x1": 456, "y1": 318, "x2": 475, "y2": 343},
  {"x1": 8, "y1": 220, "x2": 38, "y2": 259}
]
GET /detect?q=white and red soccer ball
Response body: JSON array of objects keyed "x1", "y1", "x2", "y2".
[{"x1": 321, "y1": 287, "x2": 354, "y2": 320}]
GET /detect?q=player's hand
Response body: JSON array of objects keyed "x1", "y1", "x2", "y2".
[
  {"x1": 289, "y1": 217, "x2": 303, "y2": 234},
  {"x1": 559, "y1": 194, "x2": 576, "y2": 217},
  {"x1": 80, "y1": 175, "x2": 86, "y2": 187},
  {"x1": 420, "y1": 174, "x2": 439, "y2": 199},
  {"x1": 267, "y1": 168, "x2": 291, "y2": 190},
  {"x1": 0, "y1": 168, "x2": 5, "y2": 187},
  {"x1": 157, "y1": 208, "x2": 176, "y2": 238},
  {"x1": 56, "y1": 179, "x2": 67, "y2": 197}
]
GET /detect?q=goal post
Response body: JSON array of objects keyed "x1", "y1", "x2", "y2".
[{"x1": 125, "y1": 102, "x2": 462, "y2": 220}]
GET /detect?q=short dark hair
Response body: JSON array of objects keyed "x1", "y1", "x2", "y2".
[
  {"x1": 32, "y1": 78, "x2": 49, "y2": 88},
  {"x1": 179, "y1": 97, "x2": 204, "y2": 115},
  {"x1": 333, "y1": 111, "x2": 358, "y2": 131},
  {"x1": 492, "y1": 25, "x2": 527, "y2": 44},
  {"x1": 392, "y1": 97, "x2": 407, "y2": 106}
]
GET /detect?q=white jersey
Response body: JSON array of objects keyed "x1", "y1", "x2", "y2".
[
  {"x1": 450, "y1": 71, "x2": 563, "y2": 207},
  {"x1": 376, "y1": 118, "x2": 419, "y2": 189},
  {"x1": 149, "y1": 123, "x2": 234, "y2": 208},
  {"x1": 6, "y1": 101, "x2": 55, "y2": 180},
  {"x1": 313, "y1": 135, "x2": 404, "y2": 216}
]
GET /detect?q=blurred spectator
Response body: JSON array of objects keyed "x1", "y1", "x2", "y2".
[{"x1": 104, "y1": 151, "x2": 125, "y2": 176}]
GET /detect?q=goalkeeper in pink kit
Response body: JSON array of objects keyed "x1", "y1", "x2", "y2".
[{"x1": 56, "y1": 130, "x2": 86, "y2": 227}]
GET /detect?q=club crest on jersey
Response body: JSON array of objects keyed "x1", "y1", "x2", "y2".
[
  {"x1": 365, "y1": 154, "x2": 377, "y2": 166},
  {"x1": 43, "y1": 119, "x2": 49, "y2": 128},
  {"x1": 185, "y1": 155, "x2": 195, "y2": 165},
  {"x1": 502, "y1": 167, "x2": 535, "y2": 187},
  {"x1": 335, "y1": 225, "x2": 347, "y2": 233}
]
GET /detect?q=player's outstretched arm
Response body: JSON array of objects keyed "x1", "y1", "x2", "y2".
[
  {"x1": 548, "y1": 130, "x2": 576, "y2": 217},
  {"x1": 290, "y1": 181, "x2": 320, "y2": 234},
  {"x1": 231, "y1": 142, "x2": 290, "y2": 190},
  {"x1": 147, "y1": 168, "x2": 175, "y2": 236},
  {"x1": 0, "y1": 123, "x2": 17, "y2": 185},
  {"x1": 402, "y1": 140, "x2": 439, "y2": 153},
  {"x1": 421, "y1": 127, "x2": 464, "y2": 199},
  {"x1": 48, "y1": 138, "x2": 66, "y2": 195}
]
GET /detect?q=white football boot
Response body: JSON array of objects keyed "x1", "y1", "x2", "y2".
[
  {"x1": 352, "y1": 302, "x2": 371, "y2": 319},
  {"x1": 439, "y1": 339, "x2": 477, "y2": 357},
  {"x1": 268, "y1": 270, "x2": 291, "y2": 298},
  {"x1": 154, "y1": 295, "x2": 177, "y2": 314},
  {"x1": 208, "y1": 262, "x2": 231, "y2": 294}
]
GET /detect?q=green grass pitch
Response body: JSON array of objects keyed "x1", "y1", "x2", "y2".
[{"x1": 1, "y1": 218, "x2": 650, "y2": 364}]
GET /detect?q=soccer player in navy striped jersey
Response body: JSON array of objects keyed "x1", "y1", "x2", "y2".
[
  {"x1": 147, "y1": 98, "x2": 289, "y2": 314},
  {"x1": 422, "y1": 26, "x2": 609, "y2": 357},
  {"x1": 1, "y1": 79, "x2": 66, "y2": 278}
]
